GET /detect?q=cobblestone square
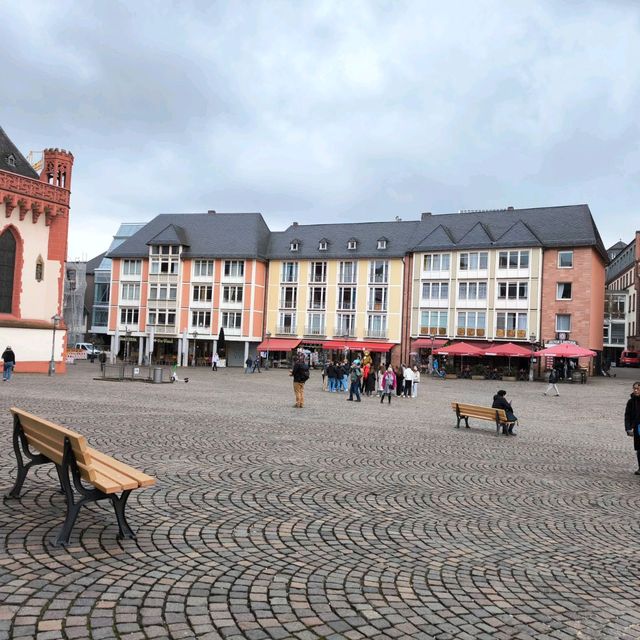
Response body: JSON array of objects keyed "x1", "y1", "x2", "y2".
[{"x1": 1, "y1": 364, "x2": 639, "y2": 639}]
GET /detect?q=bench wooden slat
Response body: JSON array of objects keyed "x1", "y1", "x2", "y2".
[
  {"x1": 21, "y1": 432, "x2": 95, "y2": 479},
  {"x1": 450, "y1": 402, "x2": 510, "y2": 422},
  {"x1": 88, "y1": 449, "x2": 156, "y2": 488},
  {"x1": 91, "y1": 469, "x2": 138, "y2": 494},
  {"x1": 11, "y1": 408, "x2": 96, "y2": 482}
]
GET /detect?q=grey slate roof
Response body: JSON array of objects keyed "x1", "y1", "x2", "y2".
[
  {"x1": 108, "y1": 213, "x2": 271, "y2": 259},
  {"x1": 412, "y1": 205, "x2": 607, "y2": 259},
  {"x1": 146, "y1": 224, "x2": 189, "y2": 247},
  {"x1": 0, "y1": 126, "x2": 39, "y2": 179},
  {"x1": 107, "y1": 205, "x2": 607, "y2": 263},
  {"x1": 86, "y1": 252, "x2": 107, "y2": 275},
  {"x1": 267, "y1": 220, "x2": 421, "y2": 259}
]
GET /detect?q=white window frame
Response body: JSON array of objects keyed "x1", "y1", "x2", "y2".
[
  {"x1": 224, "y1": 260, "x2": 244, "y2": 278},
  {"x1": 558, "y1": 251, "x2": 573, "y2": 268},
  {"x1": 557, "y1": 282, "x2": 572, "y2": 300},
  {"x1": 194, "y1": 260, "x2": 214, "y2": 277},
  {"x1": 192, "y1": 285, "x2": 213, "y2": 302},
  {"x1": 222, "y1": 285, "x2": 243, "y2": 304},
  {"x1": 347, "y1": 240, "x2": 357, "y2": 250},
  {"x1": 221, "y1": 311, "x2": 242, "y2": 329},
  {"x1": 122, "y1": 259, "x2": 142, "y2": 276},
  {"x1": 339, "y1": 261, "x2": 357, "y2": 283},
  {"x1": 121, "y1": 283, "x2": 140, "y2": 301},
  {"x1": 556, "y1": 314, "x2": 571, "y2": 332},
  {"x1": 191, "y1": 310, "x2": 211, "y2": 328},
  {"x1": 281, "y1": 262, "x2": 298, "y2": 283}
]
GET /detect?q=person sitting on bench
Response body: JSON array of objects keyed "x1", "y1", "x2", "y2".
[{"x1": 491, "y1": 389, "x2": 518, "y2": 435}]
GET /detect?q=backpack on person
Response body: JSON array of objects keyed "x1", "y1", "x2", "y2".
[{"x1": 299, "y1": 367, "x2": 310, "y2": 382}]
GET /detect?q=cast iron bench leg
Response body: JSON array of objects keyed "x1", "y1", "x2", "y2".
[{"x1": 111, "y1": 490, "x2": 136, "y2": 540}]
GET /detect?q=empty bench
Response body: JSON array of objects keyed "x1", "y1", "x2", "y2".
[
  {"x1": 450, "y1": 402, "x2": 516, "y2": 435},
  {"x1": 5, "y1": 408, "x2": 156, "y2": 546}
]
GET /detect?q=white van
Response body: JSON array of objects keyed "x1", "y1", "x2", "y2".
[{"x1": 74, "y1": 343, "x2": 103, "y2": 355}]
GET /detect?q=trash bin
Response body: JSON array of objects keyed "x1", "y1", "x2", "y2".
[{"x1": 152, "y1": 367, "x2": 163, "y2": 384}]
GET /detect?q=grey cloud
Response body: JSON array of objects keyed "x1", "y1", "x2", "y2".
[{"x1": 1, "y1": 0, "x2": 639, "y2": 258}]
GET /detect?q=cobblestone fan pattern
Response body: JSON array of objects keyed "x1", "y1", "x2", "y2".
[{"x1": 1, "y1": 364, "x2": 640, "y2": 639}]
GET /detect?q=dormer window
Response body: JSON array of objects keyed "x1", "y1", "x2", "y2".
[
  {"x1": 290, "y1": 240, "x2": 300, "y2": 252},
  {"x1": 318, "y1": 240, "x2": 328, "y2": 251},
  {"x1": 6, "y1": 155, "x2": 15, "y2": 168},
  {"x1": 347, "y1": 239, "x2": 357, "y2": 250},
  {"x1": 377, "y1": 238, "x2": 388, "y2": 250}
]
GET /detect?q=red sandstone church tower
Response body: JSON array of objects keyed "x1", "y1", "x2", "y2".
[{"x1": 0, "y1": 126, "x2": 74, "y2": 373}]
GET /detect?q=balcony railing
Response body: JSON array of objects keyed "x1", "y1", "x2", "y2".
[
  {"x1": 455, "y1": 328, "x2": 486, "y2": 338},
  {"x1": 420, "y1": 326, "x2": 447, "y2": 336},
  {"x1": 304, "y1": 326, "x2": 326, "y2": 336},
  {"x1": 365, "y1": 328, "x2": 388, "y2": 339},
  {"x1": 276, "y1": 325, "x2": 297, "y2": 335},
  {"x1": 334, "y1": 327, "x2": 356, "y2": 337}
]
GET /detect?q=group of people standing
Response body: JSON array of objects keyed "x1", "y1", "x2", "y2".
[{"x1": 321, "y1": 360, "x2": 421, "y2": 402}]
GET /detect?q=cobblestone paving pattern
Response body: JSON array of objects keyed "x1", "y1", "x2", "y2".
[{"x1": 1, "y1": 364, "x2": 640, "y2": 639}]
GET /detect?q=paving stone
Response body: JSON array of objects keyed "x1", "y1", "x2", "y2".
[{"x1": 0, "y1": 365, "x2": 638, "y2": 639}]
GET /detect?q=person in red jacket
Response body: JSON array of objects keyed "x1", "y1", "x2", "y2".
[{"x1": 380, "y1": 366, "x2": 396, "y2": 404}]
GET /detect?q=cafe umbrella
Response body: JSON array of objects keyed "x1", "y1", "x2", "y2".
[
  {"x1": 483, "y1": 342, "x2": 533, "y2": 375},
  {"x1": 433, "y1": 341, "x2": 484, "y2": 372}
]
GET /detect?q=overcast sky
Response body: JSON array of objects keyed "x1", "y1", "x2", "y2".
[{"x1": 2, "y1": 0, "x2": 639, "y2": 260}]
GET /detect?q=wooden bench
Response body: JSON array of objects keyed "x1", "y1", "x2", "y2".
[
  {"x1": 450, "y1": 402, "x2": 516, "y2": 434},
  {"x1": 5, "y1": 408, "x2": 156, "y2": 546}
]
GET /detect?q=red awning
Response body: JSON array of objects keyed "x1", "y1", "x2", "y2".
[
  {"x1": 256, "y1": 338, "x2": 301, "y2": 351},
  {"x1": 346, "y1": 341, "x2": 396, "y2": 353},
  {"x1": 322, "y1": 340, "x2": 350, "y2": 350},
  {"x1": 434, "y1": 341, "x2": 485, "y2": 356},
  {"x1": 412, "y1": 338, "x2": 448, "y2": 349}
]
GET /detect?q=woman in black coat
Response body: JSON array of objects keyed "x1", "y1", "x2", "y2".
[{"x1": 624, "y1": 382, "x2": 640, "y2": 474}]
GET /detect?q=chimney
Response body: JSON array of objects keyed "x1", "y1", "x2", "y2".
[
  {"x1": 292, "y1": 221, "x2": 298, "y2": 227},
  {"x1": 421, "y1": 212, "x2": 432, "y2": 220},
  {"x1": 208, "y1": 210, "x2": 216, "y2": 215},
  {"x1": 507, "y1": 206, "x2": 514, "y2": 211}
]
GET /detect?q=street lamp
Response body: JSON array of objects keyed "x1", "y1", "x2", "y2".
[
  {"x1": 265, "y1": 330, "x2": 271, "y2": 370},
  {"x1": 192, "y1": 330, "x2": 198, "y2": 367},
  {"x1": 125, "y1": 326, "x2": 131, "y2": 364},
  {"x1": 426, "y1": 333, "x2": 435, "y2": 374},
  {"x1": 529, "y1": 333, "x2": 536, "y2": 382},
  {"x1": 48, "y1": 314, "x2": 61, "y2": 376}
]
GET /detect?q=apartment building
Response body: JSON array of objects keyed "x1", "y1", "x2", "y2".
[
  {"x1": 263, "y1": 221, "x2": 419, "y2": 362},
  {"x1": 605, "y1": 232, "x2": 640, "y2": 360},
  {"x1": 409, "y1": 205, "x2": 607, "y2": 364},
  {"x1": 106, "y1": 212, "x2": 270, "y2": 367},
  {"x1": 104, "y1": 204, "x2": 606, "y2": 369}
]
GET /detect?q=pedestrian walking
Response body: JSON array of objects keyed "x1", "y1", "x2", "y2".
[
  {"x1": 347, "y1": 359, "x2": 362, "y2": 402},
  {"x1": 327, "y1": 361, "x2": 337, "y2": 392},
  {"x1": 396, "y1": 365, "x2": 404, "y2": 396},
  {"x1": 403, "y1": 365, "x2": 413, "y2": 397},
  {"x1": 2, "y1": 346, "x2": 16, "y2": 381},
  {"x1": 412, "y1": 365, "x2": 420, "y2": 397},
  {"x1": 211, "y1": 352, "x2": 219, "y2": 371},
  {"x1": 624, "y1": 381, "x2": 640, "y2": 475},
  {"x1": 544, "y1": 369, "x2": 560, "y2": 396},
  {"x1": 252, "y1": 355, "x2": 261, "y2": 373},
  {"x1": 321, "y1": 360, "x2": 328, "y2": 391},
  {"x1": 492, "y1": 389, "x2": 518, "y2": 435},
  {"x1": 340, "y1": 359, "x2": 349, "y2": 392},
  {"x1": 245, "y1": 356, "x2": 253, "y2": 374},
  {"x1": 365, "y1": 363, "x2": 377, "y2": 397},
  {"x1": 380, "y1": 366, "x2": 397, "y2": 404},
  {"x1": 98, "y1": 351, "x2": 107, "y2": 373},
  {"x1": 290, "y1": 353, "x2": 310, "y2": 408}
]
